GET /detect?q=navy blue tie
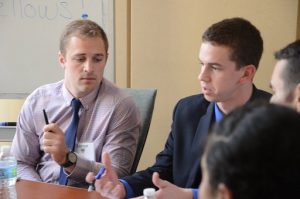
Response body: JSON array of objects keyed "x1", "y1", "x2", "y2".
[{"x1": 59, "y1": 98, "x2": 81, "y2": 185}]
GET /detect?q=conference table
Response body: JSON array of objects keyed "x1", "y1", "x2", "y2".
[{"x1": 16, "y1": 179, "x2": 104, "y2": 199}]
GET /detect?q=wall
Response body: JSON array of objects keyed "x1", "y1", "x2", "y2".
[
  {"x1": 0, "y1": 0, "x2": 115, "y2": 94},
  {"x1": 115, "y1": 0, "x2": 299, "y2": 170},
  {"x1": 115, "y1": 0, "x2": 131, "y2": 87}
]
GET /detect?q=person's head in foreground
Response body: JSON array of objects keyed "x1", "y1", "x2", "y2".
[
  {"x1": 270, "y1": 40, "x2": 300, "y2": 112},
  {"x1": 199, "y1": 103, "x2": 300, "y2": 199}
]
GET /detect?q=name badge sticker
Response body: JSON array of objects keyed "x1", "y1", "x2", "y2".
[{"x1": 76, "y1": 142, "x2": 95, "y2": 161}]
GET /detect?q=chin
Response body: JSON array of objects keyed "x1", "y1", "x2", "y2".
[
  {"x1": 203, "y1": 95, "x2": 216, "y2": 102},
  {"x1": 77, "y1": 86, "x2": 93, "y2": 95}
]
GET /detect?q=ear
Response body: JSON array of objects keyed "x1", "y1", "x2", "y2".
[
  {"x1": 294, "y1": 83, "x2": 300, "y2": 112},
  {"x1": 58, "y1": 51, "x2": 66, "y2": 69},
  {"x1": 239, "y1": 64, "x2": 256, "y2": 84},
  {"x1": 217, "y1": 183, "x2": 233, "y2": 199}
]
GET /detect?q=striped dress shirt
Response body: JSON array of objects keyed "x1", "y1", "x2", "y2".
[{"x1": 11, "y1": 78, "x2": 141, "y2": 187}]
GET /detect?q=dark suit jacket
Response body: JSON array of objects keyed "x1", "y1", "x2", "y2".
[{"x1": 123, "y1": 85, "x2": 271, "y2": 196}]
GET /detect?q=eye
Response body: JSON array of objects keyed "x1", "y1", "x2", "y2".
[
  {"x1": 73, "y1": 56, "x2": 86, "y2": 62},
  {"x1": 93, "y1": 55, "x2": 106, "y2": 63},
  {"x1": 93, "y1": 57, "x2": 103, "y2": 62},
  {"x1": 210, "y1": 65, "x2": 220, "y2": 70}
]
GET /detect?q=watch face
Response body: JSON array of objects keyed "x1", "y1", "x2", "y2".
[{"x1": 68, "y1": 152, "x2": 77, "y2": 163}]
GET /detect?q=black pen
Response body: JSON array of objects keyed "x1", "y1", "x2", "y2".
[{"x1": 43, "y1": 109, "x2": 49, "y2": 124}]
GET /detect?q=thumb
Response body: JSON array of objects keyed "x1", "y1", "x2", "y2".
[
  {"x1": 152, "y1": 172, "x2": 170, "y2": 189},
  {"x1": 102, "y1": 152, "x2": 119, "y2": 182},
  {"x1": 85, "y1": 172, "x2": 96, "y2": 184}
]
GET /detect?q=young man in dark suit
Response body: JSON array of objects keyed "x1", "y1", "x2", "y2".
[{"x1": 87, "y1": 17, "x2": 271, "y2": 199}]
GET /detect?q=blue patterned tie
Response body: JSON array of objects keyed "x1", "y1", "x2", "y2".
[{"x1": 58, "y1": 98, "x2": 81, "y2": 185}]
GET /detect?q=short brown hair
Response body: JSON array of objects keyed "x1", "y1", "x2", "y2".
[
  {"x1": 274, "y1": 40, "x2": 300, "y2": 93},
  {"x1": 202, "y1": 17, "x2": 263, "y2": 70},
  {"x1": 59, "y1": 19, "x2": 108, "y2": 55}
]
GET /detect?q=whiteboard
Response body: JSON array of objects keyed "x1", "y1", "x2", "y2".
[{"x1": 0, "y1": 0, "x2": 114, "y2": 94}]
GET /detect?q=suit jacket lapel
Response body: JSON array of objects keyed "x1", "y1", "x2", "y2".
[
  {"x1": 187, "y1": 102, "x2": 214, "y2": 186},
  {"x1": 192, "y1": 102, "x2": 214, "y2": 150}
]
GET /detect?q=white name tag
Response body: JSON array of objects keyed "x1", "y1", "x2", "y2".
[{"x1": 75, "y1": 142, "x2": 95, "y2": 161}]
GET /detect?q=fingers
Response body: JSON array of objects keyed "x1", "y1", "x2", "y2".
[
  {"x1": 130, "y1": 196, "x2": 144, "y2": 199},
  {"x1": 43, "y1": 123, "x2": 59, "y2": 133},
  {"x1": 43, "y1": 124, "x2": 65, "y2": 143},
  {"x1": 95, "y1": 181, "x2": 125, "y2": 199},
  {"x1": 101, "y1": 152, "x2": 118, "y2": 182},
  {"x1": 43, "y1": 131, "x2": 64, "y2": 151},
  {"x1": 92, "y1": 152, "x2": 126, "y2": 198},
  {"x1": 152, "y1": 172, "x2": 169, "y2": 189},
  {"x1": 43, "y1": 124, "x2": 66, "y2": 149},
  {"x1": 102, "y1": 152, "x2": 112, "y2": 171},
  {"x1": 42, "y1": 124, "x2": 68, "y2": 164},
  {"x1": 86, "y1": 172, "x2": 96, "y2": 184}
]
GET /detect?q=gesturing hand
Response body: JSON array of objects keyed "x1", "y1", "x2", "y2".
[
  {"x1": 152, "y1": 172, "x2": 193, "y2": 199},
  {"x1": 86, "y1": 152, "x2": 126, "y2": 199}
]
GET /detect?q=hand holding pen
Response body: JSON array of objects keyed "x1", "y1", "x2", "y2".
[
  {"x1": 42, "y1": 109, "x2": 70, "y2": 165},
  {"x1": 85, "y1": 152, "x2": 126, "y2": 198},
  {"x1": 88, "y1": 167, "x2": 106, "y2": 192}
]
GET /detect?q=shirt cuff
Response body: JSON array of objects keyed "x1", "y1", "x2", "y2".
[
  {"x1": 66, "y1": 154, "x2": 102, "y2": 182},
  {"x1": 119, "y1": 179, "x2": 135, "y2": 199},
  {"x1": 192, "y1": 188, "x2": 198, "y2": 199}
]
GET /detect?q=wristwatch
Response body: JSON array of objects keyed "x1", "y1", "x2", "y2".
[{"x1": 61, "y1": 151, "x2": 77, "y2": 168}]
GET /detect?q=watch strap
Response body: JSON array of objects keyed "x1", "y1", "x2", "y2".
[{"x1": 61, "y1": 151, "x2": 76, "y2": 168}]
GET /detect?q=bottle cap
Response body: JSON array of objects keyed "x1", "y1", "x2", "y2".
[
  {"x1": 143, "y1": 188, "x2": 155, "y2": 196},
  {"x1": 0, "y1": 145, "x2": 11, "y2": 159},
  {"x1": 81, "y1": 13, "x2": 88, "y2": 19}
]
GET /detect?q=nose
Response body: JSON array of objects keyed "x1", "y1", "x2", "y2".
[
  {"x1": 198, "y1": 65, "x2": 210, "y2": 82},
  {"x1": 83, "y1": 61, "x2": 94, "y2": 73}
]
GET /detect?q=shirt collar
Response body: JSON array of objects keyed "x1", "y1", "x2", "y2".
[
  {"x1": 214, "y1": 103, "x2": 224, "y2": 122},
  {"x1": 62, "y1": 81, "x2": 101, "y2": 110}
]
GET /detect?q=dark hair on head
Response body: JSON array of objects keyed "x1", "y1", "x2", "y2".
[
  {"x1": 274, "y1": 40, "x2": 300, "y2": 92},
  {"x1": 59, "y1": 19, "x2": 108, "y2": 55},
  {"x1": 202, "y1": 17, "x2": 263, "y2": 70},
  {"x1": 204, "y1": 103, "x2": 300, "y2": 199}
]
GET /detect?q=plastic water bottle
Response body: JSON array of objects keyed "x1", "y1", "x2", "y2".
[
  {"x1": 143, "y1": 188, "x2": 156, "y2": 199},
  {"x1": 0, "y1": 146, "x2": 17, "y2": 199}
]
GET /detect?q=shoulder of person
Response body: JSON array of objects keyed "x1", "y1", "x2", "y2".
[
  {"x1": 173, "y1": 93, "x2": 210, "y2": 117},
  {"x1": 253, "y1": 86, "x2": 272, "y2": 101},
  {"x1": 99, "y1": 78, "x2": 136, "y2": 105},
  {"x1": 25, "y1": 80, "x2": 63, "y2": 104},
  {"x1": 177, "y1": 93, "x2": 209, "y2": 107}
]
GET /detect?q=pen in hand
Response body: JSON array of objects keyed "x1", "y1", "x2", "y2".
[
  {"x1": 43, "y1": 109, "x2": 49, "y2": 124},
  {"x1": 88, "y1": 167, "x2": 106, "y2": 192}
]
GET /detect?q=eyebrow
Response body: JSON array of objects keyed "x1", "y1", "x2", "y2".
[
  {"x1": 208, "y1": 62, "x2": 222, "y2": 67},
  {"x1": 198, "y1": 59, "x2": 223, "y2": 67},
  {"x1": 73, "y1": 53, "x2": 105, "y2": 57},
  {"x1": 94, "y1": 53, "x2": 105, "y2": 57}
]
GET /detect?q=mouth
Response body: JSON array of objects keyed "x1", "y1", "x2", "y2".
[
  {"x1": 201, "y1": 86, "x2": 213, "y2": 95},
  {"x1": 81, "y1": 76, "x2": 96, "y2": 81}
]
